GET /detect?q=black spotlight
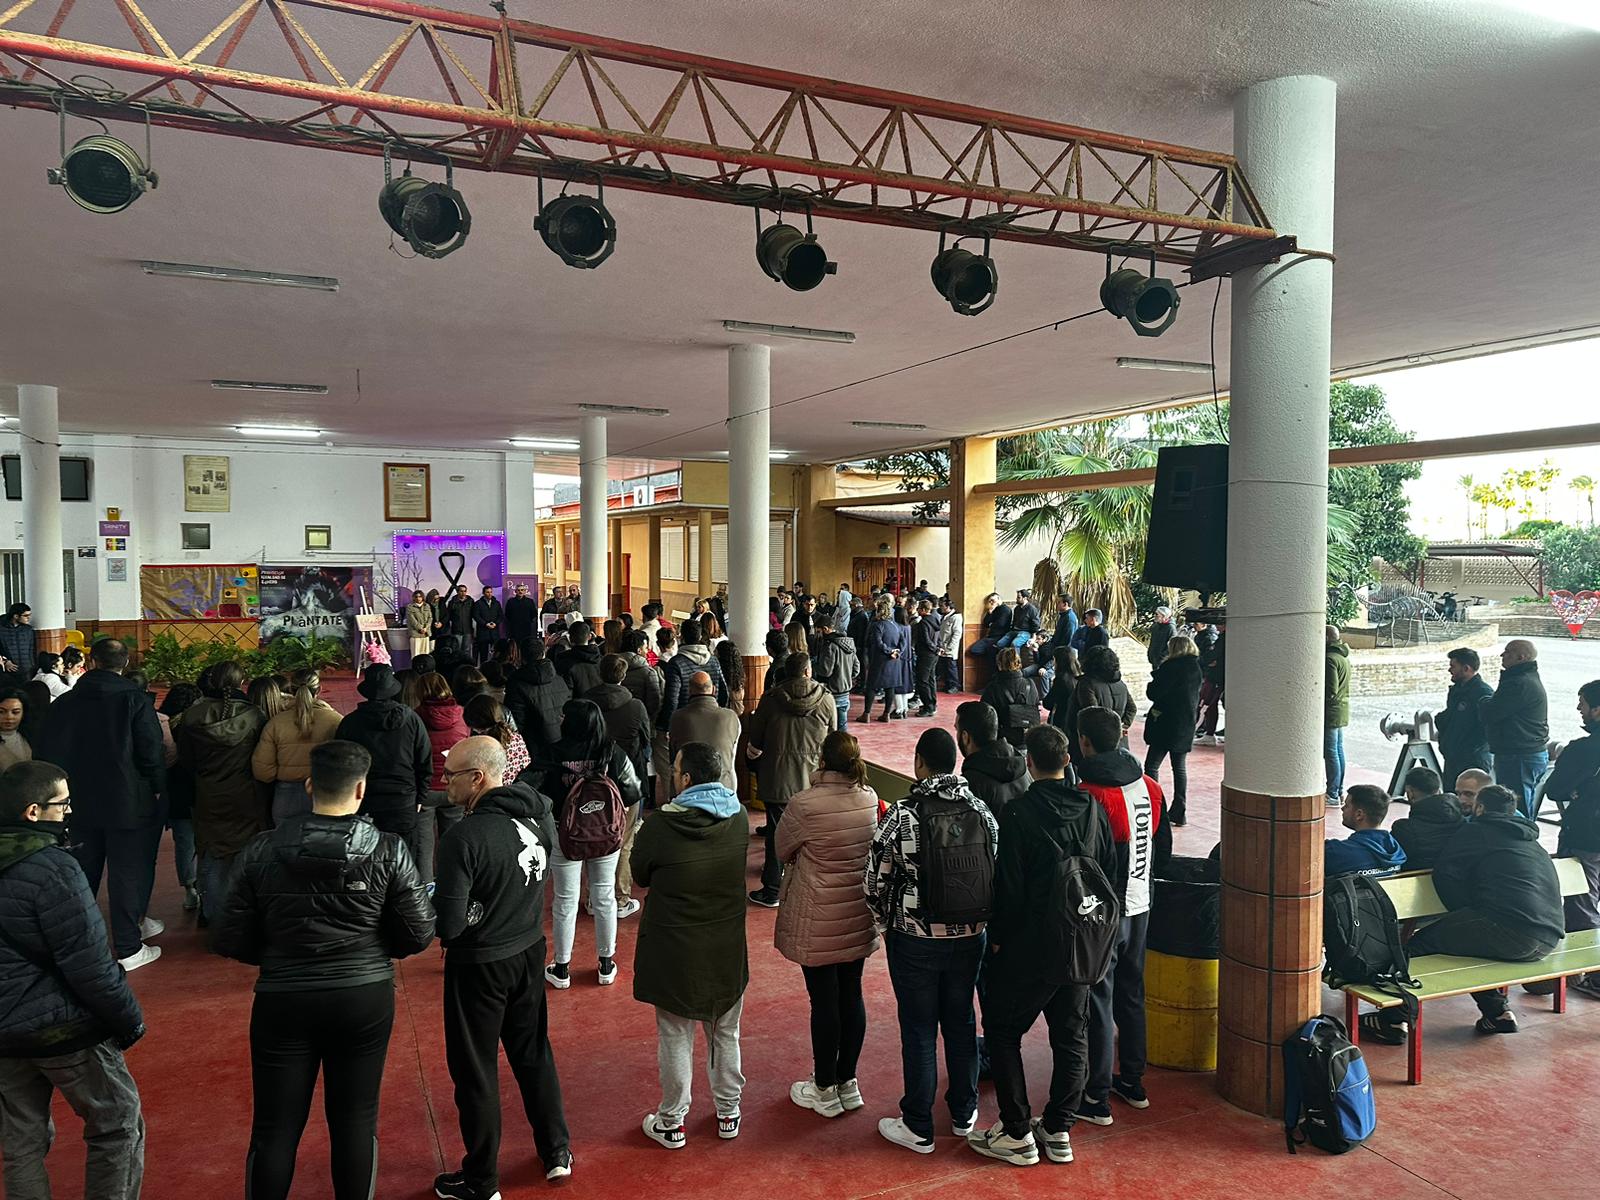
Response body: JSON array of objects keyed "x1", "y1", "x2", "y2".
[
  {"x1": 48, "y1": 133, "x2": 157, "y2": 214},
  {"x1": 930, "y1": 232, "x2": 998, "y2": 316},
  {"x1": 534, "y1": 177, "x2": 616, "y2": 269},
  {"x1": 1100, "y1": 262, "x2": 1181, "y2": 337},
  {"x1": 378, "y1": 150, "x2": 470, "y2": 259},
  {"x1": 755, "y1": 208, "x2": 836, "y2": 291}
]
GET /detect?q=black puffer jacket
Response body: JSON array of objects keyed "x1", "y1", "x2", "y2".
[
  {"x1": 585, "y1": 683, "x2": 652, "y2": 783},
  {"x1": 1433, "y1": 811, "x2": 1564, "y2": 947},
  {"x1": 213, "y1": 813, "x2": 434, "y2": 991},
  {"x1": 980, "y1": 671, "x2": 1041, "y2": 751},
  {"x1": 504, "y1": 660, "x2": 572, "y2": 755},
  {"x1": 1145, "y1": 655, "x2": 1203, "y2": 753},
  {"x1": 1480, "y1": 660, "x2": 1548, "y2": 754},
  {"x1": 335, "y1": 699, "x2": 431, "y2": 817},
  {"x1": 659, "y1": 643, "x2": 728, "y2": 728},
  {"x1": 621, "y1": 652, "x2": 664, "y2": 723},
  {"x1": 1390, "y1": 793, "x2": 1466, "y2": 873},
  {"x1": 1063, "y1": 671, "x2": 1136, "y2": 766},
  {"x1": 35, "y1": 669, "x2": 166, "y2": 830},
  {"x1": 0, "y1": 825, "x2": 144, "y2": 1056},
  {"x1": 175, "y1": 695, "x2": 267, "y2": 858},
  {"x1": 557, "y1": 642, "x2": 604, "y2": 697},
  {"x1": 961, "y1": 739, "x2": 1032, "y2": 816}
]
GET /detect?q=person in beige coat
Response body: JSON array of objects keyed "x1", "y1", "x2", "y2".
[
  {"x1": 251, "y1": 670, "x2": 343, "y2": 823},
  {"x1": 775, "y1": 730, "x2": 881, "y2": 1120}
]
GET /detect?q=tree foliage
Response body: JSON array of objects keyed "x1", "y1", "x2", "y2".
[{"x1": 1539, "y1": 524, "x2": 1600, "y2": 592}]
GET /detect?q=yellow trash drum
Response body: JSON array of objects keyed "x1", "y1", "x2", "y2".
[{"x1": 1145, "y1": 856, "x2": 1220, "y2": 1071}]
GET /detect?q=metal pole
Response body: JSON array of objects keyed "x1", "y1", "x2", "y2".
[{"x1": 579, "y1": 415, "x2": 607, "y2": 620}]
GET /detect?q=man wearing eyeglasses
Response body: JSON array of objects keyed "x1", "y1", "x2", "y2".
[{"x1": 0, "y1": 760, "x2": 147, "y2": 1199}]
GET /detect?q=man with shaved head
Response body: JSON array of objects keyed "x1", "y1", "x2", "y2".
[
  {"x1": 669, "y1": 671, "x2": 740, "y2": 794},
  {"x1": 434, "y1": 735, "x2": 573, "y2": 1194},
  {"x1": 1481, "y1": 639, "x2": 1550, "y2": 819},
  {"x1": 1454, "y1": 767, "x2": 1493, "y2": 814}
]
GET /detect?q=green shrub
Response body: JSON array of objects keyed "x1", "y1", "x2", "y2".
[{"x1": 1539, "y1": 525, "x2": 1600, "y2": 592}]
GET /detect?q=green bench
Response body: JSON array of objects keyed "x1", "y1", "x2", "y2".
[{"x1": 1342, "y1": 858, "x2": 1600, "y2": 1084}]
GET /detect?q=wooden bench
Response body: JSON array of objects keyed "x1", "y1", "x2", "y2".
[{"x1": 1342, "y1": 858, "x2": 1600, "y2": 1084}]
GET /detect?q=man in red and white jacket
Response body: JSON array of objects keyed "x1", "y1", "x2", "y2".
[{"x1": 1072, "y1": 706, "x2": 1172, "y2": 1124}]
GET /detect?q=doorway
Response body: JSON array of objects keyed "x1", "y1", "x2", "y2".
[{"x1": 852, "y1": 556, "x2": 916, "y2": 595}]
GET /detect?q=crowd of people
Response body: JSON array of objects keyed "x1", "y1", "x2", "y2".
[{"x1": 0, "y1": 583, "x2": 1596, "y2": 1200}]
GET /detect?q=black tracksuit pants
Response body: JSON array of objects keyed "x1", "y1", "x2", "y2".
[{"x1": 444, "y1": 941, "x2": 569, "y2": 1193}]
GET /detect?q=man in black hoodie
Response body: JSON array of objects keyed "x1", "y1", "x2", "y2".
[
  {"x1": 0, "y1": 761, "x2": 146, "y2": 1199},
  {"x1": 909, "y1": 600, "x2": 943, "y2": 718},
  {"x1": 1391, "y1": 767, "x2": 1466, "y2": 872},
  {"x1": 1377, "y1": 783, "x2": 1563, "y2": 1040},
  {"x1": 1544, "y1": 679, "x2": 1600, "y2": 998},
  {"x1": 970, "y1": 724, "x2": 1117, "y2": 1168},
  {"x1": 434, "y1": 735, "x2": 572, "y2": 1196},
  {"x1": 811, "y1": 611, "x2": 861, "y2": 731},
  {"x1": 505, "y1": 638, "x2": 572, "y2": 761},
  {"x1": 335, "y1": 664, "x2": 432, "y2": 870},
  {"x1": 556, "y1": 620, "x2": 604, "y2": 696},
  {"x1": 957, "y1": 701, "x2": 1031, "y2": 816},
  {"x1": 1481, "y1": 640, "x2": 1550, "y2": 818},
  {"x1": 1437, "y1": 647, "x2": 1494, "y2": 785}
]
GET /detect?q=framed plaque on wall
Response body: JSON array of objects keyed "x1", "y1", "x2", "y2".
[{"x1": 383, "y1": 462, "x2": 431, "y2": 522}]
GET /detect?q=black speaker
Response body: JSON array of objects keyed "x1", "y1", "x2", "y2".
[{"x1": 1142, "y1": 444, "x2": 1228, "y2": 595}]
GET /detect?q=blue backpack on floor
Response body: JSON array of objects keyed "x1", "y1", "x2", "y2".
[{"x1": 1282, "y1": 1015, "x2": 1376, "y2": 1154}]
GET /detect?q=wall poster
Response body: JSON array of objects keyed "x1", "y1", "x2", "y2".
[
  {"x1": 184, "y1": 455, "x2": 231, "y2": 512},
  {"x1": 141, "y1": 564, "x2": 260, "y2": 619},
  {"x1": 258, "y1": 565, "x2": 358, "y2": 643},
  {"x1": 383, "y1": 462, "x2": 431, "y2": 522}
]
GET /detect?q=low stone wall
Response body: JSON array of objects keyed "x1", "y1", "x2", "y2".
[
  {"x1": 1352, "y1": 652, "x2": 1499, "y2": 697},
  {"x1": 1495, "y1": 608, "x2": 1600, "y2": 641}
]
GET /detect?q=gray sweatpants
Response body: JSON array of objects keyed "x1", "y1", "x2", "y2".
[
  {"x1": 0, "y1": 1040, "x2": 144, "y2": 1200},
  {"x1": 655, "y1": 994, "x2": 745, "y2": 1123}
]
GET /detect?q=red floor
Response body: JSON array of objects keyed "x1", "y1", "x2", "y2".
[{"x1": 25, "y1": 682, "x2": 1599, "y2": 1198}]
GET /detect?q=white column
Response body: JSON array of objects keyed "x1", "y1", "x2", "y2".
[
  {"x1": 1225, "y1": 75, "x2": 1337, "y2": 798},
  {"x1": 501, "y1": 449, "x2": 537, "y2": 574},
  {"x1": 727, "y1": 343, "x2": 771, "y2": 644},
  {"x1": 19, "y1": 385, "x2": 64, "y2": 629},
  {"x1": 578, "y1": 415, "x2": 608, "y2": 618}
]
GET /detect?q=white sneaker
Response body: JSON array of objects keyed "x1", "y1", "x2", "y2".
[
  {"x1": 877, "y1": 1117, "x2": 934, "y2": 1155},
  {"x1": 837, "y1": 1078, "x2": 864, "y2": 1111},
  {"x1": 1196, "y1": 734, "x2": 1218, "y2": 746},
  {"x1": 544, "y1": 963, "x2": 572, "y2": 990},
  {"x1": 1031, "y1": 1119, "x2": 1074, "y2": 1164},
  {"x1": 118, "y1": 944, "x2": 161, "y2": 972},
  {"x1": 790, "y1": 1078, "x2": 843, "y2": 1118},
  {"x1": 641, "y1": 1113, "x2": 685, "y2": 1150},
  {"x1": 967, "y1": 1120, "x2": 1039, "y2": 1167},
  {"x1": 597, "y1": 958, "x2": 618, "y2": 987},
  {"x1": 953, "y1": 1115, "x2": 977, "y2": 1137},
  {"x1": 139, "y1": 917, "x2": 164, "y2": 939},
  {"x1": 616, "y1": 897, "x2": 642, "y2": 919},
  {"x1": 717, "y1": 1112, "x2": 741, "y2": 1139}
]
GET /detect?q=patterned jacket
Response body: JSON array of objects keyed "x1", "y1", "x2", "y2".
[{"x1": 866, "y1": 773, "x2": 998, "y2": 938}]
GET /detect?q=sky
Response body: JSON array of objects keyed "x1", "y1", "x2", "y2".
[{"x1": 1348, "y1": 337, "x2": 1600, "y2": 541}]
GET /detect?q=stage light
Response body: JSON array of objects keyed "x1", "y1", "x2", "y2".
[
  {"x1": 378, "y1": 149, "x2": 470, "y2": 259},
  {"x1": 49, "y1": 132, "x2": 157, "y2": 214},
  {"x1": 755, "y1": 208, "x2": 835, "y2": 292},
  {"x1": 535, "y1": 178, "x2": 616, "y2": 269},
  {"x1": 1100, "y1": 263, "x2": 1180, "y2": 337},
  {"x1": 930, "y1": 233, "x2": 998, "y2": 316}
]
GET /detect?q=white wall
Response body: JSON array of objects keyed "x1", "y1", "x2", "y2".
[{"x1": 0, "y1": 435, "x2": 534, "y2": 621}]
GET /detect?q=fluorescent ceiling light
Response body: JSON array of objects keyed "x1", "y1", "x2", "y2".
[
  {"x1": 212, "y1": 379, "x2": 329, "y2": 394},
  {"x1": 722, "y1": 319, "x2": 856, "y2": 344},
  {"x1": 1489, "y1": 1, "x2": 1600, "y2": 32},
  {"x1": 714, "y1": 449, "x2": 792, "y2": 461},
  {"x1": 236, "y1": 425, "x2": 323, "y2": 438},
  {"x1": 1115, "y1": 357, "x2": 1211, "y2": 374},
  {"x1": 509, "y1": 438, "x2": 581, "y2": 450},
  {"x1": 852, "y1": 420, "x2": 928, "y2": 431},
  {"x1": 579, "y1": 403, "x2": 670, "y2": 417},
  {"x1": 142, "y1": 261, "x2": 339, "y2": 291}
]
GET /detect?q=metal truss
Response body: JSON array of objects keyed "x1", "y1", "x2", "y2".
[{"x1": 0, "y1": 0, "x2": 1275, "y2": 262}]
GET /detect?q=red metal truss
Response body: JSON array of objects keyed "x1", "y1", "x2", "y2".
[{"x1": 0, "y1": 0, "x2": 1275, "y2": 261}]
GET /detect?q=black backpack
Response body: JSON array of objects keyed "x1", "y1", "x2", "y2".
[
  {"x1": 1282, "y1": 1015, "x2": 1376, "y2": 1154},
  {"x1": 1322, "y1": 873, "x2": 1419, "y2": 1022},
  {"x1": 919, "y1": 796, "x2": 994, "y2": 925},
  {"x1": 1041, "y1": 840, "x2": 1122, "y2": 985}
]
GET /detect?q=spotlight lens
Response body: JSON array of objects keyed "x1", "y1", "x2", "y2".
[
  {"x1": 409, "y1": 192, "x2": 464, "y2": 246},
  {"x1": 951, "y1": 263, "x2": 993, "y2": 307},
  {"x1": 783, "y1": 240, "x2": 830, "y2": 291},
  {"x1": 1133, "y1": 286, "x2": 1173, "y2": 323},
  {"x1": 66, "y1": 146, "x2": 136, "y2": 211},
  {"x1": 557, "y1": 204, "x2": 607, "y2": 258}
]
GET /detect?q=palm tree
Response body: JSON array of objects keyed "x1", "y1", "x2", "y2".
[
  {"x1": 1536, "y1": 459, "x2": 1562, "y2": 519},
  {"x1": 1470, "y1": 483, "x2": 1497, "y2": 539},
  {"x1": 1572, "y1": 474, "x2": 1596, "y2": 526},
  {"x1": 1457, "y1": 473, "x2": 1476, "y2": 539}
]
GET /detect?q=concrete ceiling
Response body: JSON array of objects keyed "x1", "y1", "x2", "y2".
[{"x1": 0, "y1": 0, "x2": 1596, "y2": 471}]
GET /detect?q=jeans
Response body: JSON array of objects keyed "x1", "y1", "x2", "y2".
[
  {"x1": 199, "y1": 848, "x2": 241, "y2": 924},
  {"x1": 247, "y1": 982, "x2": 394, "y2": 1200},
  {"x1": 884, "y1": 930, "x2": 984, "y2": 1139},
  {"x1": 444, "y1": 943, "x2": 570, "y2": 1191},
  {"x1": 168, "y1": 818, "x2": 196, "y2": 888},
  {"x1": 0, "y1": 1040, "x2": 144, "y2": 1200},
  {"x1": 271, "y1": 779, "x2": 311, "y2": 825},
  {"x1": 834, "y1": 693, "x2": 850, "y2": 733},
  {"x1": 801, "y1": 959, "x2": 868, "y2": 1088},
  {"x1": 1495, "y1": 750, "x2": 1550, "y2": 819},
  {"x1": 983, "y1": 961, "x2": 1092, "y2": 1138},
  {"x1": 967, "y1": 637, "x2": 999, "y2": 660},
  {"x1": 550, "y1": 847, "x2": 620, "y2": 962},
  {"x1": 940, "y1": 655, "x2": 960, "y2": 692},
  {"x1": 998, "y1": 630, "x2": 1032, "y2": 651},
  {"x1": 655, "y1": 994, "x2": 746, "y2": 1123},
  {"x1": 1324, "y1": 726, "x2": 1347, "y2": 801},
  {"x1": 1143, "y1": 746, "x2": 1189, "y2": 822},
  {"x1": 1085, "y1": 914, "x2": 1148, "y2": 1103},
  {"x1": 758, "y1": 803, "x2": 787, "y2": 895},
  {"x1": 1382, "y1": 908, "x2": 1556, "y2": 1025},
  {"x1": 70, "y1": 823, "x2": 162, "y2": 959}
]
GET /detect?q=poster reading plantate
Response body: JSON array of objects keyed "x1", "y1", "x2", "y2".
[
  {"x1": 141, "y1": 564, "x2": 260, "y2": 620},
  {"x1": 258, "y1": 565, "x2": 357, "y2": 643}
]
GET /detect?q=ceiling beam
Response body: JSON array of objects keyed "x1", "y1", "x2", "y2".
[
  {"x1": 0, "y1": 0, "x2": 1275, "y2": 262},
  {"x1": 818, "y1": 487, "x2": 950, "y2": 509}
]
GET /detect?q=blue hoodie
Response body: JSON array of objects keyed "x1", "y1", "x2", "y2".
[
  {"x1": 1325, "y1": 828, "x2": 1407, "y2": 877},
  {"x1": 674, "y1": 781, "x2": 740, "y2": 819}
]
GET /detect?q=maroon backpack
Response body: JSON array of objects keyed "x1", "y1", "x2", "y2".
[{"x1": 557, "y1": 760, "x2": 626, "y2": 860}]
